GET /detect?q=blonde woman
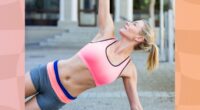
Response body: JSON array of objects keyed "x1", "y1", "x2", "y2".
[{"x1": 25, "y1": 0, "x2": 159, "y2": 110}]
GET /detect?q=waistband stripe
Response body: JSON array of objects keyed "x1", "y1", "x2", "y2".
[
  {"x1": 53, "y1": 60, "x2": 77, "y2": 100},
  {"x1": 47, "y1": 62, "x2": 71, "y2": 103}
]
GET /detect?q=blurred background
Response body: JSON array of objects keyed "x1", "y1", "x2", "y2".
[{"x1": 25, "y1": 0, "x2": 175, "y2": 110}]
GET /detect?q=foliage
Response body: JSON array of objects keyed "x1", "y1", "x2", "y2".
[{"x1": 134, "y1": 0, "x2": 170, "y2": 12}]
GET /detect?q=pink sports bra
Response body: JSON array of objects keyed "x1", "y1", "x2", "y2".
[{"x1": 77, "y1": 38, "x2": 131, "y2": 86}]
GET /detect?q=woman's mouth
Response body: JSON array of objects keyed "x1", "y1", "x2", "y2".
[{"x1": 124, "y1": 25, "x2": 128, "y2": 30}]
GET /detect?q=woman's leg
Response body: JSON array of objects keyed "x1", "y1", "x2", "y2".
[
  {"x1": 25, "y1": 64, "x2": 67, "y2": 110},
  {"x1": 25, "y1": 72, "x2": 37, "y2": 98},
  {"x1": 25, "y1": 95, "x2": 41, "y2": 110}
]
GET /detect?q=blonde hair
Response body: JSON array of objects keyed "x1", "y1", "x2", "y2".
[{"x1": 135, "y1": 19, "x2": 159, "y2": 72}]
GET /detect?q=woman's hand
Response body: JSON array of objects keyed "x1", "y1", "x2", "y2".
[
  {"x1": 122, "y1": 63, "x2": 143, "y2": 110},
  {"x1": 131, "y1": 106, "x2": 141, "y2": 110}
]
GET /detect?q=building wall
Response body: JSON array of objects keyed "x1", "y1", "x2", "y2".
[{"x1": 26, "y1": 0, "x2": 136, "y2": 26}]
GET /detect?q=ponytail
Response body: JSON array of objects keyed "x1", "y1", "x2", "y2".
[
  {"x1": 146, "y1": 44, "x2": 159, "y2": 72},
  {"x1": 139, "y1": 19, "x2": 159, "y2": 73}
]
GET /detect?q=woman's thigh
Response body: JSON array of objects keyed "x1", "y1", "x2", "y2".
[{"x1": 25, "y1": 72, "x2": 37, "y2": 98}]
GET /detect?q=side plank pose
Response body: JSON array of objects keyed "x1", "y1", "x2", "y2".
[{"x1": 25, "y1": 0, "x2": 159, "y2": 110}]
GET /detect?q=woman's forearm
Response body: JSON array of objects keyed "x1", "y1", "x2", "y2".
[
  {"x1": 98, "y1": 0, "x2": 110, "y2": 19},
  {"x1": 98, "y1": 0, "x2": 110, "y2": 29}
]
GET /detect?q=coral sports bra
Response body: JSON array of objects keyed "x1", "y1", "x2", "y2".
[{"x1": 77, "y1": 38, "x2": 131, "y2": 86}]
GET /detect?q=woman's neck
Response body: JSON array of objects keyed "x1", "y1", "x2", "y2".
[{"x1": 112, "y1": 38, "x2": 136, "y2": 57}]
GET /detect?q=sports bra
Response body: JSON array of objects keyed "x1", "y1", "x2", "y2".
[{"x1": 77, "y1": 38, "x2": 131, "y2": 86}]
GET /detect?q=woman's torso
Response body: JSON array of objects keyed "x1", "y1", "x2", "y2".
[{"x1": 57, "y1": 37, "x2": 132, "y2": 97}]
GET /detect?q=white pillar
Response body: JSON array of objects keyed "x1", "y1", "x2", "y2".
[
  {"x1": 171, "y1": 0, "x2": 175, "y2": 32},
  {"x1": 115, "y1": 0, "x2": 120, "y2": 22},
  {"x1": 149, "y1": 0, "x2": 155, "y2": 28},
  {"x1": 58, "y1": 0, "x2": 73, "y2": 28},
  {"x1": 171, "y1": 0, "x2": 175, "y2": 13},
  {"x1": 59, "y1": 0, "x2": 65, "y2": 21},
  {"x1": 168, "y1": 10, "x2": 174, "y2": 63},
  {"x1": 160, "y1": 0, "x2": 165, "y2": 61},
  {"x1": 127, "y1": 0, "x2": 133, "y2": 21},
  {"x1": 71, "y1": 0, "x2": 78, "y2": 22}
]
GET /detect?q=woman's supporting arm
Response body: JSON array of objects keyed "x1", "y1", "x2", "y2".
[
  {"x1": 97, "y1": 0, "x2": 114, "y2": 38},
  {"x1": 122, "y1": 64, "x2": 143, "y2": 110}
]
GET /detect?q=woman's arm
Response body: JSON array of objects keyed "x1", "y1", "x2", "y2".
[
  {"x1": 93, "y1": 0, "x2": 115, "y2": 40},
  {"x1": 122, "y1": 64, "x2": 143, "y2": 110}
]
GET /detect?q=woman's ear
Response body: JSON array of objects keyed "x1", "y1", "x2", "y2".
[{"x1": 135, "y1": 36, "x2": 144, "y2": 43}]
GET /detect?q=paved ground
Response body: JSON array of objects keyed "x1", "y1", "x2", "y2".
[{"x1": 25, "y1": 26, "x2": 174, "y2": 110}]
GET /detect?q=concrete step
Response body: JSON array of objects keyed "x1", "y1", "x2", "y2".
[
  {"x1": 39, "y1": 32, "x2": 96, "y2": 48},
  {"x1": 38, "y1": 29, "x2": 123, "y2": 48}
]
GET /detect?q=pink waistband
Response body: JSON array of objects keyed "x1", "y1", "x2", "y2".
[{"x1": 46, "y1": 62, "x2": 72, "y2": 103}]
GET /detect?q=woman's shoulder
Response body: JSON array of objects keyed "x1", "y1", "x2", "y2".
[{"x1": 120, "y1": 60, "x2": 138, "y2": 78}]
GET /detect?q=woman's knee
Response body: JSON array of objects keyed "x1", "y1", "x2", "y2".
[{"x1": 25, "y1": 95, "x2": 41, "y2": 110}]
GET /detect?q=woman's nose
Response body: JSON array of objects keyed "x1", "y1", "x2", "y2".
[{"x1": 126, "y1": 21, "x2": 131, "y2": 26}]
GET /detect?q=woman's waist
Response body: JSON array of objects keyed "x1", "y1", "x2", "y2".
[
  {"x1": 58, "y1": 69, "x2": 96, "y2": 97},
  {"x1": 59, "y1": 67, "x2": 96, "y2": 88},
  {"x1": 60, "y1": 75, "x2": 95, "y2": 96},
  {"x1": 52, "y1": 58, "x2": 96, "y2": 96}
]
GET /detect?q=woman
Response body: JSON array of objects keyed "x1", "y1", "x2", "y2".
[{"x1": 25, "y1": 0, "x2": 159, "y2": 110}]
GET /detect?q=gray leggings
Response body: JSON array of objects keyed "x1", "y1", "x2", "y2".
[{"x1": 30, "y1": 64, "x2": 66, "y2": 110}]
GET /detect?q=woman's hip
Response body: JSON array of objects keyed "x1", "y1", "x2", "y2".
[{"x1": 29, "y1": 63, "x2": 71, "y2": 110}]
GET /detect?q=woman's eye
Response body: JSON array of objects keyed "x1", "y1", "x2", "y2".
[{"x1": 133, "y1": 22, "x2": 138, "y2": 26}]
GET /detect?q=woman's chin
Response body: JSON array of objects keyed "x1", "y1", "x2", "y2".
[
  {"x1": 119, "y1": 28, "x2": 125, "y2": 35},
  {"x1": 119, "y1": 28, "x2": 126, "y2": 36}
]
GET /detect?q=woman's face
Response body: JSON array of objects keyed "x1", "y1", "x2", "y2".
[{"x1": 119, "y1": 20, "x2": 145, "y2": 42}]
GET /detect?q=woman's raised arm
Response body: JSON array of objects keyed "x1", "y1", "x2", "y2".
[{"x1": 95, "y1": 0, "x2": 115, "y2": 39}]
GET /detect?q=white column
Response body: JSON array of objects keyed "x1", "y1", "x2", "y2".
[
  {"x1": 149, "y1": 0, "x2": 155, "y2": 28},
  {"x1": 58, "y1": 0, "x2": 72, "y2": 28},
  {"x1": 71, "y1": 0, "x2": 78, "y2": 22},
  {"x1": 160, "y1": 0, "x2": 165, "y2": 61},
  {"x1": 171, "y1": 0, "x2": 175, "y2": 13},
  {"x1": 59, "y1": 0, "x2": 65, "y2": 21},
  {"x1": 168, "y1": 10, "x2": 174, "y2": 63},
  {"x1": 127, "y1": 0, "x2": 133, "y2": 21},
  {"x1": 115, "y1": 0, "x2": 120, "y2": 22}
]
